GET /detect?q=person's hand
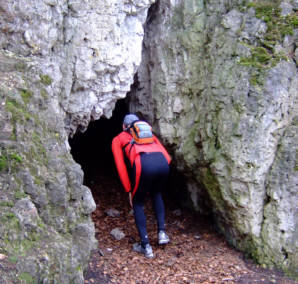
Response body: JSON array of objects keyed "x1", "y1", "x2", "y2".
[{"x1": 128, "y1": 192, "x2": 133, "y2": 207}]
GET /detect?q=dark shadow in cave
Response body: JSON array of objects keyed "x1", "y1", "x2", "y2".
[
  {"x1": 69, "y1": 99, "x2": 190, "y2": 210},
  {"x1": 69, "y1": 99, "x2": 128, "y2": 185}
]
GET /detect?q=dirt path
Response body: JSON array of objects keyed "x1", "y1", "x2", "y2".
[{"x1": 83, "y1": 171, "x2": 296, "y2": 284}]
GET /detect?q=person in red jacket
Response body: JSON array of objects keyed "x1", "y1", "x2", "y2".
[{"x1": 112, "y1": 114, "x2": 171, "y2": 258}]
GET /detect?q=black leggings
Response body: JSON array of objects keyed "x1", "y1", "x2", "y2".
[{"x1": 132, "y1": 152, "x2": 169, "y2": 246}]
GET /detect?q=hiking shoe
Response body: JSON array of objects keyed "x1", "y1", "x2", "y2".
[
  {"x1": 133, "y1": 243, "x2": 154, "y2": 258},
  {"x1": 158, "y1": 231, "x2": 170, "y2": 245}
]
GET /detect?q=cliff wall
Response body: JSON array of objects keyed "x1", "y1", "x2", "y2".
[
  {"x1": 0, "y1": 0, "x2": 297, "y2": 282},
  {"x1": 128, "y1": 0, "x2": 298, "y2": 276}
]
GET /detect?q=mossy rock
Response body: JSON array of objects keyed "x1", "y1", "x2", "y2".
[
  {"x1": 39, "y1": 74, "x2": 52, "y2": 86},
  {"x1": 18, "y1": 272, "x2": 36, "y2": 284},
  {"x1": 240, "y1": 0, "x2": 296, "y2": 85},
  {"x1": 20, "y1": 89, "x2": 33, "y2": 104},
  {"x1": 0, "y1": 149, "x2": 22, "y2": 173}
]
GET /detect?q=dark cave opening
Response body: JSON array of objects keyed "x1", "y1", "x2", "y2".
[
  {"x1": 68, "y1": 99, "x2": 189, "y2": 211},
  {"x1": 69, "y1": 99, "x2": 128, "y2": 185}
]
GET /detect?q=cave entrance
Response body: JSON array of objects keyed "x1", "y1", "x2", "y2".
[
  {"x1": 69, "y1": 99, "x2": 127, "y2": 187},
  {"x1": 68, "y1": 100, "x2": 272, "y2": 283},
  {"x1": 69, "y1": 99, "x2": 188, "y2": 210}
]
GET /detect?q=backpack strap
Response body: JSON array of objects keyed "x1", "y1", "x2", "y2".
[
  {"x1": 128, "y1": 140, "x2": 135, "y2": 157},
  {"x1": 125, "y1": 119, "x2": 140, "y2": 133},
  {"x1": 122, "y1": 142, "x2": 130, "y2": 151},
  {"x1": 122, "y1": 140, "x2": 135, "y2": 160}
]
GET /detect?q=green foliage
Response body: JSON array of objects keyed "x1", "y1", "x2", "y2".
[
  {"x1": 40, "y1": 74, "x2": 52, "y2": 86},
  {"x1": 18, "y1": 272, "x2": 35, "y2": 284},
  {"x1": 239, "y1": 47, "x2": 271, "y2": 68},
  {"x1": 14, "y1": 190, "x2": 27, "y2": 199},
  {"x1": 8, "y1": 255, "x2": 18, "y2": 264},
  {"x1": 5, "y1": 97, "x2": 32, "y2": 125},
  {"x1": 0, "y1": 154, "x2": 8, "y2": 171},
  {"x1": 20, "y1": 89, "x2": 33, "y2": 104},
  {"x1": 248, "y1": 0, "x2": 296, "y2": 42},
  {"x1": 240, "y1": 1, "x2": 296, "y2": 86},
  {"x1": 1, "y1": 212, "x2": 16, "y2": 222},
  {"x1": 10, "y1": 153, "x2": 22, "y2": 163},
  {"x1": 34, "y1": 176, "x2": 43, "y2": 186},
  {"x1": 0, "y1": 149, "x2": 22, "y2": 172},
  {"x1": 0, "y1": 201, "x2": 14, "y2": 207},
  {"x1": 248, "y1": 1, "x2": 280, "y2": 22}
]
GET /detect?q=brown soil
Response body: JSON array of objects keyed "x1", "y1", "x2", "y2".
[{"x1": 84, "y1": 171, "x2": 297, "y2": 284}]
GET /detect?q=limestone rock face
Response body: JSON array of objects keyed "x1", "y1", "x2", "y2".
[
  {"x1": 128, "y1": 0, "x2": 298, "y2": 276},
  {"x1": 0, "y1": 0, "x2": 154, "y2": 282},
  {"x1": 0, "y1": 0, "x2": 154, "y2": 135},
  {"x1": 0, "y1": 50, "x2": 97, "y2": 283}
]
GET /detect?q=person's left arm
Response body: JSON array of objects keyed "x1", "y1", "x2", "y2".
[{"x1": 111, "y1": 136, "x2": 131, "y2": 192}]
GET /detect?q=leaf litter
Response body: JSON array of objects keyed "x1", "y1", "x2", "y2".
[{"x1": 84, "y1": 172, "x2": 297, "y2": 284}]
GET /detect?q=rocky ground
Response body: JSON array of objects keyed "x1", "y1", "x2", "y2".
[{"x1": 83, "y1": 167, "x2": 297, "y2": 284}]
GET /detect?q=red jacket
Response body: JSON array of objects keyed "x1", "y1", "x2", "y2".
[{"x1": 112, "y1": 131, "x2": 171, "y2": 197}]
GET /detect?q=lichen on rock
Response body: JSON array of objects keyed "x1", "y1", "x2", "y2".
[
  {"x1": 0, "y1": 49, "x2": 97, "y2": 283},
  {"x1": 127, "y1": 0, "x2": 298, "y2": 277}
]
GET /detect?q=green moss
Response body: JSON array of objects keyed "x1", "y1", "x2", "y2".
[
  {"x1": 0, "y1": 149, "x2": 22, "y2": 172},
  {"x1": 10, "y1": 153, "x2": 22, "y2": 163},
  {"x1": 1, "y1": 212, "x2": 16, "y2": 222},
  {"x1": 248, "y1": 0, "x2": 296, "y2": 42},
  {"x1": 40, "y1": 74, "x2": 52, "y2": 86},
  {"x1": 14, "y1": 190, "x2": 27, "y2": 199},
  {"x1": 5, "y1": 98, "x2": 32, "y2": 125},
  {"x1": 34, "y1": 176, "x2": 43, "y2": 186},
  {"x1": 240, "y1": 1, "x2": 296, "y2": 86},
  {"x1": 250, "y1": 75, "x2": 260, "y2": 86},
  {"x1": 8, "y1": 255, "x2": 18, "y2": 264},
  {"x1": 18, "y1": 272, "x2": 35, "y2": 284},
  {"x1": 20, "y1": 89, "x2": 33, "y2": 104},
  {"x1": 15, "y1": 61, "x2": 27, "y2": 72},
  {"x1": 0, "y1": 201, "x2": 14, "y2": 207},
  {"x1": 201, "y1": 168, "x2": 224, "y2": 208},
  {"x1": 240, "y1": 47, "x2": 272, "y2": 68},
  {"x1": 239, "y1": 47, "x2": 287, "y2": 85},
  {"x1": 0, "y1": 154, "x2": 8, "y2": 171}
]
